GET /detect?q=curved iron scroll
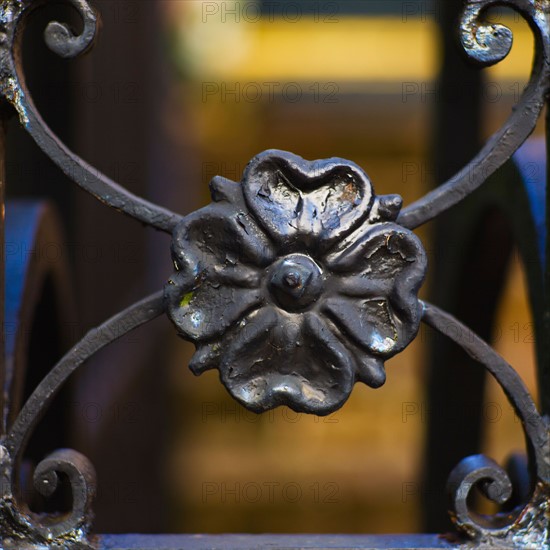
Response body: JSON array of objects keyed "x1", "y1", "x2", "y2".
[
  {"x1": 399, "y1": 0, "x2": 550, "y2": 229},
  {"x1": 0, "y1": 0, "x2": 548, "y2": 547},
  {"x1": 0, "y1": 291, "x2": 164, "y2": 544},
  {"x1": 0, "y1": 0, "x2": 182, "y2": 232},
  {"x1": 422, "y1": 302, "x2": 549, "y2": 545}
]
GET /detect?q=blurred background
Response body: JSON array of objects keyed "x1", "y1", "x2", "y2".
[{"x1": 6, "y1": 0, "x2": 543, "y2": 537}]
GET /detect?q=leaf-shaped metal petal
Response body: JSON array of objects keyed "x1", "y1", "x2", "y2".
[
  {"x1": 323, "y1": 223, "x2": 427, "y2": 356},
  {"x1": 165, "y1": 188, "x2": 276, "y2": 341},
  {"x1": 324, "y1": 222, "x2": 425, "y2": 275},
  {"x1": 243, "y1": 150, "x2": 374, "y2": 250},
  {"x1": 171, "y1": 202, "x2": 275, "y2": 273},
  {"x1": 219, "y1": 307, "x2": 355, "y2": 415},
  {"x1": 165, "y1": 270, "x2": 263, "y2": 341},
  {"x1": 323, "y1": 297, "x2": 400, "y2": 355}
]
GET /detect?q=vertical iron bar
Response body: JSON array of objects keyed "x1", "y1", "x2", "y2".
[
  {"x1": 543, "y1": 106, "x2": 550, "y2": 417},
  {"x1": 0, "y1": 120, "x2": 5, "y2": 436}
]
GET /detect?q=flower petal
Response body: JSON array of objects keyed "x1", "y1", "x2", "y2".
[
  {"x1": 242, "y1": 150, "x2": 374, "y2": 250},
  {"x1": 301, "y1": 312, "x2": 356, "y2": 407},
  {"x1": 219, "y1": 308, "x2": 355, "y2": 415},
  {"x1": 324, "y1": 222, "x2": 426, "y2": 277},
  {"x1": 165, "y1": 270, "x2": 263, "y2": 341},
  {"x1": 166, "y1": 185, "x2": 277, "y2": 341},
  {"x1": 172, "y1": 201, "x2": 275, "y2": 273},
  {"x1": 323, "y1": 297, "x2": 403, "y2": 355},
  {"x1": 323, "y1": 223, "x2": 427, "y2": 357}
]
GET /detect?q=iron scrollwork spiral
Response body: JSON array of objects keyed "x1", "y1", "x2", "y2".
[
  {"x1": 0, "y1": 0, "x2": 548, "y2": 547},
  {"x1": 422, "y1": 303, "x2": 550, "y2": 546},
  {"x1": 398, "y1": 0, "x2": 550, "y2": 230}
]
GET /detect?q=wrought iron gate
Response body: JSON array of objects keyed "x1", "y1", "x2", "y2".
[{"x1": 0, "y1": 0, "x2": 548, "y2": 548}]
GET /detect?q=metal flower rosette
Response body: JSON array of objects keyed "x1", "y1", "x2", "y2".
[
  {"x1": 0, "y1": 0, "x2": 549, "y2": 548},
  {"x1": 165, "y1": 151, "x2": 427, "y2": 415}
]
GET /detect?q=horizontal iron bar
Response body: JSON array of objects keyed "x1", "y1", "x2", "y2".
[{"x1": 97, "y1": 534, "x2": 458, "y2": 550}]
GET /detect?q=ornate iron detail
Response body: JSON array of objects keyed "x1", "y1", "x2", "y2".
[
  {"x1": 164, "y1": 150, "x2": 427, "y2": 415},
  {"x1": 398, "y1": 0, "x2": 550, "y2": 230},
  {"x1": 0, "y1": 0, "x2": 548, "y2": 547},
  {"x1": 0, "y1": 0, "x2": 181, "y2": 233},
  {"x1": 0, "y1": 292, "x2": 164, "y2": 547},
  {"x1": 422, "y1": 302, "x2": 550, "y2": 546}
]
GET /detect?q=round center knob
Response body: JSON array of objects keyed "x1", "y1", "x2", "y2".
[
  {"x1": 284, "y1": 271, "x2": 301, "y2": 288},
  {"x1": 269, "y1": 255, "x2": 323, "y2": 311}
]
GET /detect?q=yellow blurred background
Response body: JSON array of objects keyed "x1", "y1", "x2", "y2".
[{"x1": 157, "y1": 0, "x2": 541, "y2": 535}]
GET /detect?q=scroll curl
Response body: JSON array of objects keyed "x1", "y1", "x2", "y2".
[
  {"x1": 43, "y1": 0, "x2": 97, "y2": 59},
  {"x1": 30, "y1": 449, "x2": 97, "y2": 539},
  {"x1": 422, "y1": 302, "x2": 550, "y2": 543},
  {"x1": 0, "y1": 292, "x2": 164, "y2": 544},
  {"x1": 0, "y1": 0, "x2": 182, "y2": 232},
  {"x1": 398, "y1": 0, "x2": 550, "y2": 229}
]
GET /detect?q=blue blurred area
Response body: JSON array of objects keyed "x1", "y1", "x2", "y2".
[{"x1": 514, "y1": 138, "x2": 546, "y2": 268}]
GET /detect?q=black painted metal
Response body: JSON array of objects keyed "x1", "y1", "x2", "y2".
[
  {"x1": 0, "y1": 0, "x2": 548, "y2": 548},
  {"x1": 165, "y1": 151, "x2": 426, "y2": 415},
  {"x1": 544, "y1": 88, "x2": 550, "y2": 418},
  {"x1": 399, "y1": 0, "x2": 550, "y2": 230}
]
